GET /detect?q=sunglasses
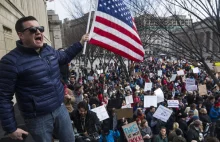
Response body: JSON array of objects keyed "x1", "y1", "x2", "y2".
[{"x1": 21, "y1": 26, "x2": 44, "y2": 33}]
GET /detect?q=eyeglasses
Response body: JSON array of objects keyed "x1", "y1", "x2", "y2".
[{"x1": 21, "y1": 26, "x2": 44, "y2": 33}]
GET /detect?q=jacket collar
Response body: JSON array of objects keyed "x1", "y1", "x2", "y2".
[{"x1": 16, "y1": 40, "x2": 47, "y2": 54}]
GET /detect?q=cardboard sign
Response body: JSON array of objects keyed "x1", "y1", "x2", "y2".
[
  {"x1": 177, "y1": 70, "x2": 184, "y2": 76},
  {"x1": 154, "y1": 88, "x2": 164, "y2": 103},
  {"x1": 144, "y1": 83, "x2": 152, "y2": 91},
  {"x1": 214, "y1": 66, "x2": 220, "y2": 73},
  {"x1": 88, "y1": 76, "x2": 94, "y2": 81},
  {"x1": 135, "y1": 72, "x2": 142, "y2": 76},
  {"x1": 158, "y1": 70, "x2": 162, "y2": 77},
  {"x1": 153, "y1": 105, "x2": 173, "y2": 122},
  {"x1": 167, "y1": 100, "x2": 179, "y2": 108},
  {"x1": 186, "y1": 85, "x2": 198, "y2": 91},
  {"x1": 91, "y1": 105, "x2": 109, "y2": 121},
  {"x1": 115, "y1": 108, "x2": 133, "y2": 120},
  {"x1": 185, "y1": 78, "x2": 195, "y2": 86},
  {"x1": 125, "y1": 95, "x2": 134, "y2": 105},
  {"x1": 122, "y1": 122, "x2": 144, "y2": 142},
  {"x1": 193, "y1": 67, "x2": 200, "y2": 73},
  {"x1": 198, "y1": 85, "x2": 207, "y2": 96},
  {"x1": 170, "y1": 74, "x2": 177, "y2": 82},
  {"x1": 144, "y1": 96, "x2": 157, "y2": 108}
]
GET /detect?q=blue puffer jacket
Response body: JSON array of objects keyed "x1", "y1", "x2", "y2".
[{"x1": 0, "y1": 40, "x2": 82, "y2": 133}]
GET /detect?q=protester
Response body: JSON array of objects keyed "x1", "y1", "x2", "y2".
[
  {"x1": 0, "y1": 16, "x2": 88, "y2": 141},
  {"x1": 154, "y1": 127, "x2": 168, "y2": 142},
  {"x1": 140, "y1": 119, "x2": 153, "y2": 142}
]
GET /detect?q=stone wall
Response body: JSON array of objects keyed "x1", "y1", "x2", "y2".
[{"x1": 0, "y1": 0, "x2": 51, "y2": 59}]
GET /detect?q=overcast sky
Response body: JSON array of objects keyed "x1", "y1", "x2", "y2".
[{"x1": 46, "y1": 0, "x2": 91, "y2": 22}]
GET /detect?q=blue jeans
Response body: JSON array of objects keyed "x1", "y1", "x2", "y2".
[{"x1": 24, "y1": 103, "x2": 75, "y2": 142}]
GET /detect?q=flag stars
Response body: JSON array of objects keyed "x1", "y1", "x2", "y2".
[{"x1": 104, "y1": 3, "x2": 106, "y2": 5}]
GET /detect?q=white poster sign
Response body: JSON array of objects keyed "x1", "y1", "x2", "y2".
[
  {"x1": 186, "y1": 85, "x2": 198, "y2": 91},
  {"x1": 185, "y1": 78, "x2": 195, "y2": 86},
  {"x1": 153, "y1": 105, "x2": 173, "y2": 122},
  {"x1": 88, "y1": 76, "x2": 94, "y2": 81},
  {"x1": 121, "y1": 104, "x2": 132, "y2": 109},
  {"x1": 144, "y1": 96, "x2": 157, "y2": 108},
  {"x1": 170, "y1": 74, "x2": 177, "y2": 82},
  {"x1": 177, "y1": 70, "x2": 184, "y2": 76},
  {"x1": 91, "y1": 105, "x2": 109, "y2": 121},
  {"x1": 154, "y1": 88, "x2": 164, "y2": 103},
  {"x1": 167, "y1": 100, "x2": 179, "y2": 108},
  {"x1": 97, "y1": 69, "x2": 103, "y2": 74},
  {"x1": 193, "y1": 67, "x2": 200, "y2": 73},
  {"x1": 125, "y1": 95, "x2": 134, "y2": 105},
  {"x1": 158, "y1": 70, "x2": 162, "y2": 77},
  {"x1": 144, "y1": 83, "x2": 152, "y2": 91}
]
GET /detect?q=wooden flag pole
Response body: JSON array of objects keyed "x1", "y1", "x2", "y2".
[{"x1": 82, "y1": 0, "x2": 92, "y2": 55}]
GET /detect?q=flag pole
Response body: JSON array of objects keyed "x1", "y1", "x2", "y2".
[{"x1": 82, "y1": 0, "x2": 92, "y2": 55}]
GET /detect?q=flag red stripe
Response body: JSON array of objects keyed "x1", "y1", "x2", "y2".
[
  {"x1": 95, "y1": 16, "x2": 142, "y2": 46},
  {"x1": 92, "y1": 27, "x2": 144, "y2": 57},
  {"x1": 89, "y1": 39, "x2": 142, "y2": 62}
]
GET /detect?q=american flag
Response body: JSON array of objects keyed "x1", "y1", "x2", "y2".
[{"x1": 89, "y1": 0, "x2": 144, "y2": 62}]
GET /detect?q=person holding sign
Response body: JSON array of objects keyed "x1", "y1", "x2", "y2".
[
  {"x1": 71, "y1": 101, "x2": 101, "y2": 141},
  {"x1": 140, "y1": 119, "x2": 153, "y2": 142}
]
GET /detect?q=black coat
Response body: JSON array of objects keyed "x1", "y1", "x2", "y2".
[
  {"x1": 178, "y1": 119, "x2": 188, "y2": 137},
  {"x1": 187, "y1": 125, "x2": 202, "y2": 142},
  {"x1": 71, "y1": 110, "x2": 101, "y2": 134}
]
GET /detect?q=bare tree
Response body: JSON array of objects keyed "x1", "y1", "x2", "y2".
[{"x1": 126, "y1": 0, "x2": 220, "y2": 86}]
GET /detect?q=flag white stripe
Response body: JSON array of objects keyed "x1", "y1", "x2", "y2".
[
  {"x1": 92, "y1": 21, "x2": 144, "y2": 54},
  {"x1": 91, "y1": 34, "x2": 143, "y2": 60},
  {"x1": 90, "y1": 11, "x2": 144, "y2": 52}
]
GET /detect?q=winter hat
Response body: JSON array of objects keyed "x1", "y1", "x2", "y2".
[{"x1": 175, "y1": 128, "x2": 182, "y2": 136}]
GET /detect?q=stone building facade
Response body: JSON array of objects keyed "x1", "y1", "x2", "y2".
[
  {"x1": 47, "y1": 10, "x2": 62, "y2": 50},
  {"x1": 0, "y1": 0, "x2": 51, "y2": 59}
]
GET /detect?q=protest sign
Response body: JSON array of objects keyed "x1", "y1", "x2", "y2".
[
  {"x1": 107, "y1": 98, "x2": 123, "y2": 109},
  {"x1": 153, "y1": 105, "x2": 173, "y2": 122},
  {"x1": 170, "y1": 74, "x2": 177, "y2": 82},
  {"x1": 206, "y1": 62, "x2": 213, "y2": 70},
  {"x1": 154, "y1": 88, "x2": 164, "y2": 103},
  {"x1": 158, "y1": 70, "x2": 162, "y2": 77},
  {"x1": 214, "y1": 66, "x2": 220, "y2": 73},
  {"x1": 122, "y1": 122, "x2": 144, "y2": 142},
  {"x1": 144, "y1": 96, "x2": 157, "y2": 108},
  {"x1": 186, "y1": 85, "x2": 198, "y2": 91},
  {"x1": 115, "y1": 108, "x2": 133, "y2": 120},
  {"x1": 135, "y1": 72, "x2": 142, "y2": 76},
  {"x1": 88, "y1": 76, "x2": 94, "y2": 81},
  {"x1": 91, "y1": 105, "x2": 109, "y2": 121},
  {"x1": 125, "y1": 95, "x2": 134, "y2": 105},
  {"x1": 198, "y1": 85, "x2": 207, "y2": 96},
  {"x1": 167, "y1": 100, "x2": 179, "y2": 108},
  {"x1": 144, "y1": 83, "x2": 152, "y2": 91},
  {"x1": 185, "y1": 78, "x2": 195, "y2": 86},
  {"x1": 97, "y1": 69, "x2": 103, "y2": 74},
  {"x1": 177, "y1": 70, "x2": 184, "y2": 76},
  {"x1": 193, "y1": 67, "x2": 200, "y2": 73},
  {"x1": 121, "y1": 104, "x2": 132, "y2": 109}
]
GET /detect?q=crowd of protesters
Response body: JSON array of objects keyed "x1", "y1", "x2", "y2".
[{"x1": 61, "y1": 56, "x2": 220, "y2": 142}]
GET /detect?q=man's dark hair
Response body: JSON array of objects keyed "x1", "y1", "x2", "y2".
[
  {"x1": 160, "y1": 126, "x2": 166, "y2": 131},
  {"x1": 205, "y1": 137, "x2": 220, "y2": 142},
  {"x1": 149, "y1": 106, "x2": 155, "y2": 110},
  {"x1": 78, "y1": 101, "x2": 89, "y2": 111},
  {"x1": 15, "y1": 16, "x2": 37, "y2": 32}
]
